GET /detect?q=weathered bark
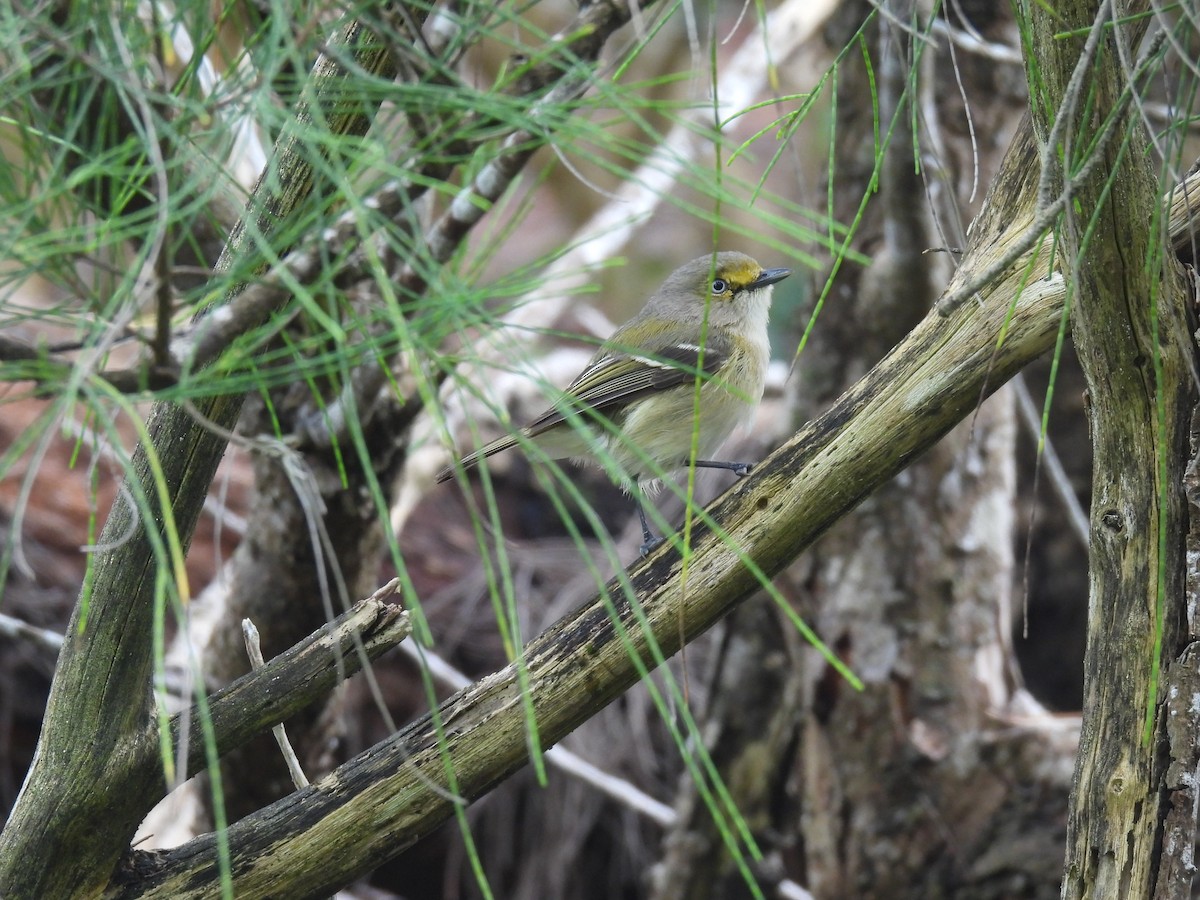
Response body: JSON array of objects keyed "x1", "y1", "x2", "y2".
[
  {"x1": 163, "y1": 590, "x2": 411, "y2": 781},
  {"x1": 1167, "y1": 439, "x2": 1200, "y2": 898},
  {"x1": 1022, "y1": 2, "x2": 1198, "y2": 898},
  {"x1": 798, "y1": 15, "x2": 1070, "y2": 896}
]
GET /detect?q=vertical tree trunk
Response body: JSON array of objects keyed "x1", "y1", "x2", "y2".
[{"x1": 1022, "y1": 2, "x2": 1199, "y2": 897}]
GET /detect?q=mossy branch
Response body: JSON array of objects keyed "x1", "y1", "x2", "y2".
[
  {"x1": 110, "y1": 119, "x2": 1200, "y2": 900},
  {"x1": 1023, "y1": 2, "x2": 1198, "y2": 898}
]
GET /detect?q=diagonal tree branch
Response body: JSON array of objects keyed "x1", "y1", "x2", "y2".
[
  {"x1": 106, "y1": 111, "x2": 1175, "y2": 898},
  {"x1": 110, "y1": 115, "x2": 1200, "y2": 899},
  {"x1": 156, "y1": 582, "x2": 409, "y2": 784}
]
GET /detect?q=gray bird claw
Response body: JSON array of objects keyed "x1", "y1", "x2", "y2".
[{"x1": 640, "y1": 536, "x2": 665, "y2": 556}]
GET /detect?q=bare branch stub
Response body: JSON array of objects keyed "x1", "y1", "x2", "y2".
[{"x1": 161, "y1": 585, "x2": 410, "y2": 782}]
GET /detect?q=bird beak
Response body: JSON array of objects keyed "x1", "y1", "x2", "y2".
[{"x1": 752, "y1": 267, "x2": 791, "y2": 288}]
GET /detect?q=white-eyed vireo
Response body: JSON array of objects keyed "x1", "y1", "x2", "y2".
[{"x1": 438, "y1": 251, "x2": 790, "y2": 552}]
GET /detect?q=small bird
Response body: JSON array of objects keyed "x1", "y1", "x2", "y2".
[{"x1": 438, "y1": 251, "x2": 790, "y2": 553}]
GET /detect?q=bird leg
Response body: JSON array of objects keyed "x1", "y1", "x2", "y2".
[
  {"x1": 690, "y1": 459, "x2": 753, "y2": 477},
  {"x1": 635, "y1": 478, "x2": 664, "y2": 556}
]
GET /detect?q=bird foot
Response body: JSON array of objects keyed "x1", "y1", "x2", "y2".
[{"x1": 640, "y1": 535, "x2": 665, "y2": 557}]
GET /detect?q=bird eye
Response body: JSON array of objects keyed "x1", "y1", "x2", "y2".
[{"x1": 710, "y1": 278, "x2": 728, "y2": 295}]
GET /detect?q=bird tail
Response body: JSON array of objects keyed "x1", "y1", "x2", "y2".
[{"x1": 435, "y1": 433, "x2": 521, "y2": 483}]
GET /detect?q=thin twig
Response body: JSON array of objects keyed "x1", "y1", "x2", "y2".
[
  {"x1": 164, "y1": 580, "x2": 409, "y2": 779},
  {"x1": 936, "y1": 29, "x2": 1169, "y2": 316},
  {"x1": 242, "y1": 619, "x2": 310, "y2": 790},
  {"x1": 928, "y1": 17, "x2": 1022, "y2": 65},
  {"x1": 0, "y1": 612, "x2": 65, "y2": 653},
  {"x1": 1036, "y1": 0, "x2": 1114, "y2": 212},
  {"x1": 1012, "y1": 374, "x2": 1089, "y2": 547}
]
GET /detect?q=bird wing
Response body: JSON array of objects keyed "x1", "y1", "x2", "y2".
[
  {"x1": 524, "y1": 339, "x2": 728, "y2": 437},
  {"x1": 436, "y1": 337, "x2": 732, "y2": 483}
]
